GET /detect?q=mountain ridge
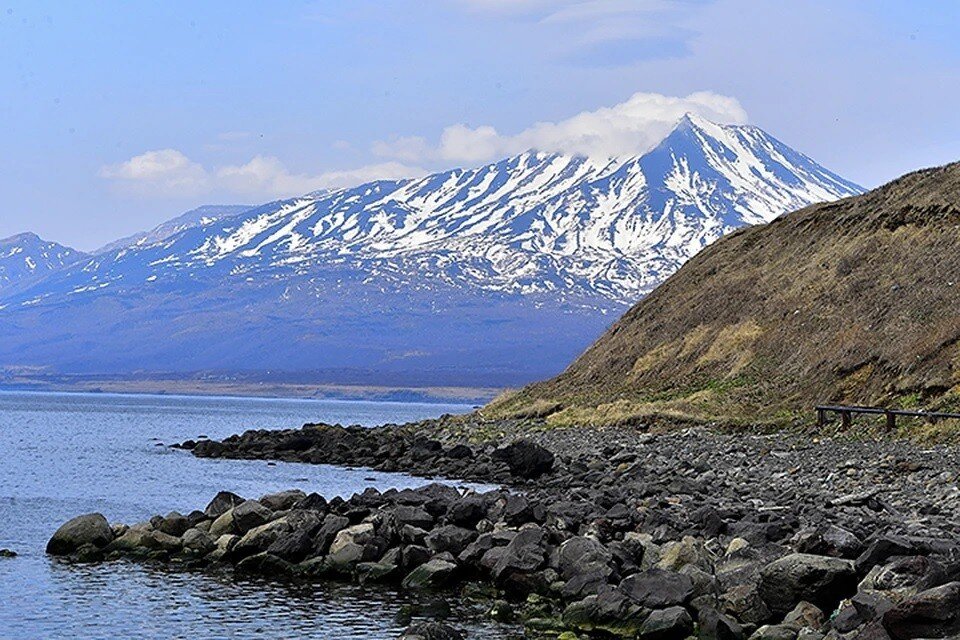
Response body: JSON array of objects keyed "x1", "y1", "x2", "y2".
[
  {"x1": 0, "y1": 115, "x2": 863, "y2": 385},
  {"x1": 0, "y1": 232, "x2": 87, "y2": 295}
]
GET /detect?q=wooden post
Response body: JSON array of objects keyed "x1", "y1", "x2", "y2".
[
  {"x1": 885, "y1": 411, "x2": 896, "y2": 431},
  {"x1": 841, "y1": 410, "x2": 852, "y2": 430},
  {"x1": 817, "y1": 408, "x2": 826, "y2": 427}
]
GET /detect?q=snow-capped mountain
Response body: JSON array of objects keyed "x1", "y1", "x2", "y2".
[
  {"x1": 0, "y1": 232, "x2": 86, "y2": 294},
  {"x1": 95, "y1": 204, "x2": 253, "y2": 255},
  {"x1": 0, "y1": 115, "x2": 862, "y2": 384}
]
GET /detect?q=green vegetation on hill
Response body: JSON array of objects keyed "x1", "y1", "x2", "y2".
[{"x1": 489, "y1": 162, "x2": 960, "y2": 426}]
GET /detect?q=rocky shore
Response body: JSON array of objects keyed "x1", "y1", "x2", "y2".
[{"x1": 48, "y1": 418, "x2": 960, "y2": 639}]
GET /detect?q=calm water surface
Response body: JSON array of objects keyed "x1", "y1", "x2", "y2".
[{"x1": 0, "y1": 391, "x2": 513, "y2": 639}]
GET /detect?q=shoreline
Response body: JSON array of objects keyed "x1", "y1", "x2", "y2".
[
  {"x1": 47, "y1": 417, "x2": 960, "y2": 638},
  {"x1": 0, "y1": 380, "x2": 496, "y2": 405}
]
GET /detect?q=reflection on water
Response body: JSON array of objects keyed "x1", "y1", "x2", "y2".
[{"x1": 0, "y1": 391, "x2": 515, "y2": 639}]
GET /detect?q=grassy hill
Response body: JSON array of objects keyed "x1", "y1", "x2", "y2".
[{"x1": 489, "y1": 162, "x2": 960, "y2": 427}]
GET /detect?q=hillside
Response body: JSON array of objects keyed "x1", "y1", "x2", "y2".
[
  {"x1": 490, "y1": 162, "x2": 960, "y2": 425},
  {"x1": 0, "y1": 115, "x2": 859, "y2": 385}
]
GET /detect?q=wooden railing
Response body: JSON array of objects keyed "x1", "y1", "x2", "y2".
[{"x1": 816, "y1": 404, "x2": 960, "y2": 430}]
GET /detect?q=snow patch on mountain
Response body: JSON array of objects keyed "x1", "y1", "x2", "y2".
[{"x1": 11, "y1": 114, "x2": 860, "y2": 312}]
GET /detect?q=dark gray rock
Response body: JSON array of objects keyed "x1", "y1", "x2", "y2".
[
  {"x1": 204, "y1": 491, "x2": 244, "y2": 518},
  {"x1": 562, "y1": 588, "x2": 648, "y2": 637},
  {"x1": 155, "y1": 511, "x2": 190, "y2": 537},
  {"x1": 620, "y1": 569, "x2": 695, "y2": 608},
  {"x1": 266, "y1": 530, "x2": 313, "y2": 562},
  {"x1": 399, "y1": 621, "x2": 465, "y2": 640},
  {"x1": 392, "y1": 505, "x2": 434, "y2": 530},
  {"x1": 639, "y1": 605, "x2": 693, "y2": 640},
  {"x1": 259, "y1": 489, "x2": 306, "y2": 512},
  {"x1": 883, "y1": 581, "x2": 960, "y2": 640},
  {"x1": 492, "y1": 527, "x2": 549, "y2": 593},
  {"x1": 491, "y1": 439, "x2": 555, "y2": 479},
  {"x1": 758, "y1": 553, "x2": 857, "y2": 614},
  {"x1": 231, "y1": 500, "x2": 273, "y2": 534},
  {"x1": 47, "y1": 513, "x2": 114, "y2": 555},
  {"x1": 558, "y1": 536, "x2": 613, "y2": 580},
  {"x1": 699, "y1": 606, "x2": 745, "y2": 640},
  {"x1": 424, "y1": 525, "x2": 476, "y2": 556},
  {"x1": 795, "y1": 525, "x2": 863, "y2": 560},
  {"x1": 446, "y1": 494, "x2": 486, "y2": 528},
  {"x1": 401, "y1": 558, "x2": 458, "y2": 590}
]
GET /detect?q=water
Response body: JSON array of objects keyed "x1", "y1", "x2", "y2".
[{"x1": 0, "y1": 391, "x2": 513, "y2": 639}]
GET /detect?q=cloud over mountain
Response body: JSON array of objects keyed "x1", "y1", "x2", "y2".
[{"x1": 374, "y1": 91, "x2": 748, "y2": 163}]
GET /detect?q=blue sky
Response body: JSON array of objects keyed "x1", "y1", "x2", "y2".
[{"x1": 1, "y1": 1, "x2": 958, "y2": 250}]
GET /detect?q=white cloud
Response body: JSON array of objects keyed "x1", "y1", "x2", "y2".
[
  {"x1": 374, "y1": 91, "x2": 748, "y2": 164},
  {"x1": 101, "y1": 152, "x2": 424, "y2": 199},
  {"x1": 99, "y1": 149, "x2": 210, "y2": 196},
  {"x1": 215, "y1": 156, "x2": 424, "y2": 196}
]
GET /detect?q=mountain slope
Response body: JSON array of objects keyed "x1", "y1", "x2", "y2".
[
  {"x1": 0, "y1": 115, "x2": 862, "y2": 385},
  {"x1": 490, "y1": 162, "x2": 960, "y2": 424},
  {"x1": 94, "y1": 204, "x2": 253, "y2": 254},
  {"x1": 0, "y1": 233, "x2": 86, "y2": 294}
]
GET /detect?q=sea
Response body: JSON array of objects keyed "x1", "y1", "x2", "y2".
[{"x1": 0, "y1": 390, "x2": 516, "y2": 639}]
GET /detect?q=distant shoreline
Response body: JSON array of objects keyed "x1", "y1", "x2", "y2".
[{"x1": 0, "y1": 377, "x2": 498, "y2": 405}]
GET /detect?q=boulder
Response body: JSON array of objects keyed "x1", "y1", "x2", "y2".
[
  {"x1": 181, "y1": 528, "x2": 215, "y2": 554},
  {"x1": 401, "y1": 558, "x2": 458, "y2": 590},
  {"x1": 699, "y1": 606, "x2": 745, "y2": 640},
  {"x1": 758, "y1": 553, "x2": 856, "y2": 614},
  {"x1": 860, "y1": 555, "x2": 946, "y2": 594},
  {"x1": 425, "y1": 525, "x2": 476, "y2": 556},
  {"x1": 391, "y1": 505, "x2": 434, "y2": 530},
  {"x1": 232, "y1": 500, "x2": 273, "y2": 534},
  {"x1": 795, "y1": 525, "x2": 863, "y2": 559},
  {"x1": 491, "y1": 440, "x2": 555, "y2": 479},
  {"x1": 883, "y1": 581, "x2": 960, "y2": 640},
  {"x1": 235, "y1": 552, "x2": 293, "y2": 576},
  {"x1": 259, "y1": 490, "x2": 306, "y2": 512},
  {"x1": 399, "y1": 622, "x2": 465, "y2": 640},
  {"x1": 327, "y1": 523, "x2": 375, "y2": 570},
  {"x1": 722, "y1": 584, "x2": 772, "y2": 626},
  {"x1": 782, "y1": 601, "x2": 825, "y2": 630},
  {"x1": 561, "y1": 565, "x2": 614, "y2": 600},
  {"x1": 620, "y1": 569, "x2": 695, "y2": 608},
  {"x1": 749, "y1": 624, "x2": 798, "y2": 640},
  {"x1": 562, "y1": 589, "x2": 648, "y2": 637},
  {"x1": 314, "y1": 514, "x2": 350, "y2": 554},
  {"x1": 657, "y1": 536, "x2": 709, "y2": 572},
  {"x1": 232, "y1": 518, "x2": 291, "y2": 558},
  {"x1": 47, "y1": 513, "x2": 114, "y2": 555},
  {"x1": 267, "y1": 530, "x2": 314, "y2": 563},
  {"x1": 154, "y1": 511, "x2": 190, "y2": 538},
  {"x1": 639, "y1": 606, "x2": 694, "y2": 640},
  {"x1": 107, "y1": 528, "x2": 182, "y2": 554},
  {"x1": 557, "y1": 536, "x2": 614, "y2": 580},
  {"x1": 204, "y1": 491, "x2": 244, "y2": 518},
  {"x1": 446, "y1": 494, "x2": 487, "y2": 528},
  {"x1": 492, "y1": 526, "x2": 549, "y2": 593}
]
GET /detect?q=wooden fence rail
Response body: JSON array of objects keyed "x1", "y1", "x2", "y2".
[{"x1": 816, "y1": 404, "x2": 960, "y2": 431}]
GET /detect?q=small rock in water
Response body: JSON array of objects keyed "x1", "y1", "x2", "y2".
[
  {"x1": 0, "y1": 549, "x2": 17, "y2": 558},
  {"x1": 399, "y1": 622, "x2": 464, "y2": 640}
]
